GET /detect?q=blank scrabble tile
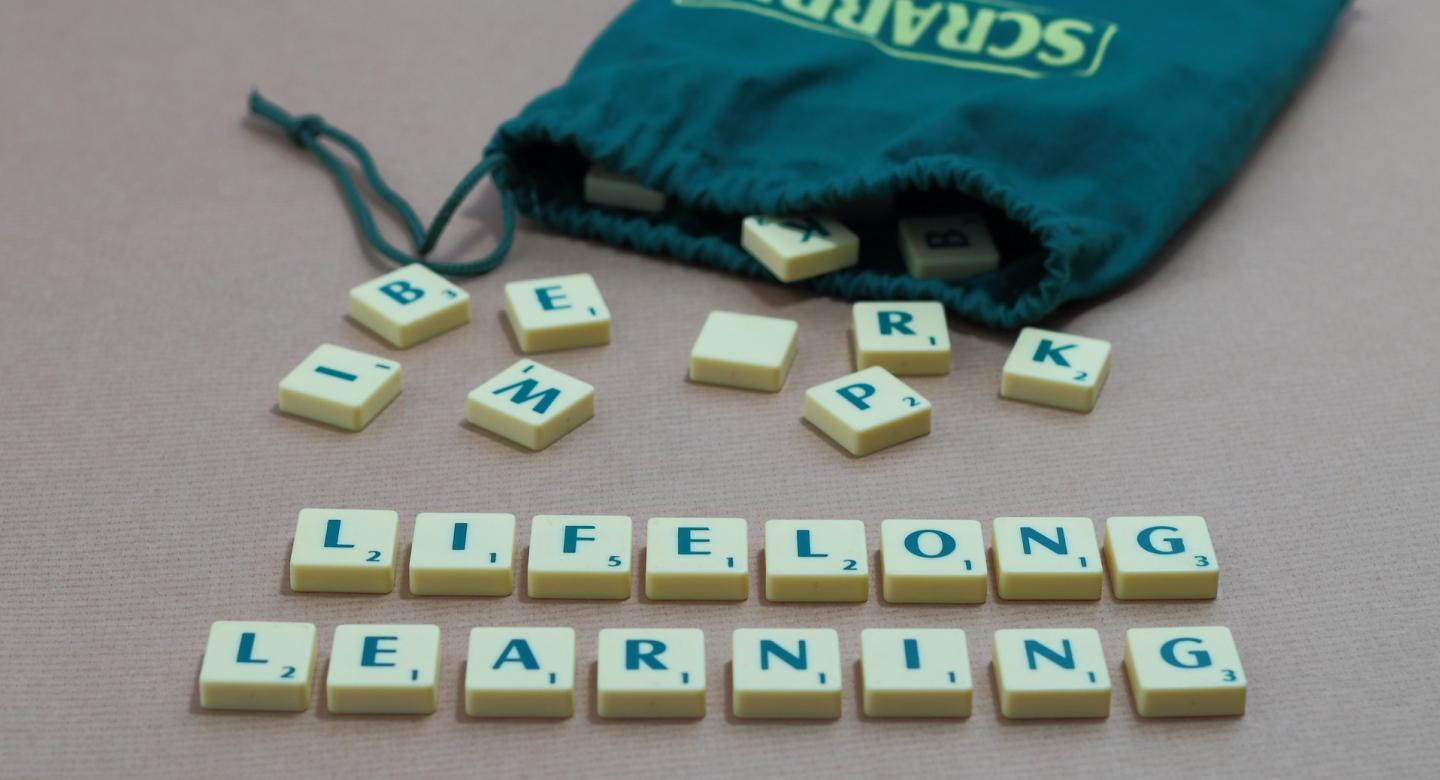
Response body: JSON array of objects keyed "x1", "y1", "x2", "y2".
[
  {"x1": 596, "y1": 628, "x2": 707, "y2": 719},
  {"x1": 1125, "y1": 627, "x2": 1246, "y2": 717},
  {"x1": 584, "y1": 165, "x2": 666, "y2": 213},
  {"x1": 408, "y1": 513, "x2": 516, "y2": 596},
  {"x1": 1105, "y1": 516, "x2": 1219, "y2": 600},
  {"x1": 741, "y1": 215, "x2": 859, "y2": 282},
  {"x1": 527, "y1": 515, "x2": 632, "y2": 599},
  {"x1": 465, "y1": 627, "x2": 576, "y2": 718},
  {"x1": 764, "y1": 519, "x2": 869, "y2": 602},
  {"x1": 992, "y1": 517, "x2": 1102, "y2": 600},
  {"x1": 503, "y1": 273, "x2": 611, "y2": 353},
  {"x1": 277, "y1": 344, "x2": 401, "y2": 431},
  {"x1": 688, "y1": 311, "x2": 799, "y2": 392},
  {"x1": 993, "y1": 628, "x2": 1110, "y2": 719},
  {"x1": 644, "y1": 517, "x2": 749, "y2": 601},
  {"x1": 1001, "y1": 327, "x2": 1112, "y2": 413},
  {"x1": 327, "y1": 624, "x2": 441, "y2": 715},
  {"x1": 852, "y1": 301, "x2": 951, "y2": 376},
  {"x1": 199, "y1": 621, "x2": 317, "y2": 712},
  {"x1": 880, "y1": 519, "x2": 987, "y2": 604},
  {"x1": 861, "y1": 628, "x2": 972, "y2": 718},
  {"x1": 732, "y1": 628, "x2": 842, "y2": 719},
  {"x1": 467, "y1": 359, "x2": 594, "y2": 451},
  {"x1": 897, "y1": 214, "x2": 1000, "y2": 281},
  {"x1": 348, "y1": 264, "x2": 470, "y2": 348},
  {"x1": 289, "y1": 509, "x2": 398, "y2": 594},
  {"x1": 803, "y1": 366, "x2": 931, "y2": 456}
]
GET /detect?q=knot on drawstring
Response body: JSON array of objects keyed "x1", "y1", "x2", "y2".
[
  {"x1": 245, "y1": 89, "x2": 516, "y2": 277},
  {"x1": 286, "y1": 114, "x2": 326, "y2": 147}
]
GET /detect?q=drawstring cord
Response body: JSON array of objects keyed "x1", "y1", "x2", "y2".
[{"x1": 247, "y1": 90, "x2": 515, "y2": 276}]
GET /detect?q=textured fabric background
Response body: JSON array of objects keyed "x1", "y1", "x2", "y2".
[{"x1": 1, "y1": 1, "x2": 1436, "y2": 777}]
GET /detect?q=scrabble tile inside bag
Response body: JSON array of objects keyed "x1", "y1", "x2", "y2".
[
  {"x1": 327, "y1": 624, "x2": 441, "y2": 715},
  {"x1": 584, "y1": 165, "x2": 666, "y2": 213},
  {"x1": 199, "y1": 621, "x2": 317, "y2": 712},
  {"x1": 466, "y1": 627, "x2": 576, "y2": 718},
  {"x1": 503, "y1": 273, "x2": 611, "y2": 353},
  {"x1": 1125, "y1": 627, "x2": 1246, "y2": 717},
  {"x1": 348, "y1": 264, "x2": 470, "y2": 348},
  {"x1": 804, "y1": 367, "x2": 931, "y2": 456},
  {"x1": 897, "y1": 214, "x2": 1000, "y2": 281},
  {"x1": 277, "y1": 344, "x2": 400, "y2": 431},
  {"x1": 741, "y1": 215, "x2": 858, "y2": 283},
  {"x1": 596, "y1": 628, "x2": 707, "y2": 719},
  {"x1": 731, "y1": 628, "x2": 842, "y2": 720}
]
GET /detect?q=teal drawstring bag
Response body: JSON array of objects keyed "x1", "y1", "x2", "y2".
[{"x1": 250, "y1": 0, "x2": 1347, "y2": 328}]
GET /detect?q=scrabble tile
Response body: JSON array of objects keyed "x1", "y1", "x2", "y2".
[
  {"x1": 803, "y1": 366, "x2": 931, "y2": 456},
  {"x1": 465, "y1": 627, "x2": 576, "y2": 718},
  {"x1": 584, "y1": 164, "x2": 666, "y2": 213},
  {"x1": 741, "y1": 215, "x2": 859, "y2": 282},
  {"x1": 526, "y1": 515, "x2": 633, "y2": 599},
  {"x1": 764, "y1": 519, "x2": 869, "y2": 602},
  {"x1": 732, "y1": 628, "x2": 842, "y2": 719},
  {"x1": 408, "y1": 512, "x2": 516, "y2": 596},
  {"x1": 1125, "y1": 627, "x2": 1246, "y2": 717},
  {"x1": 993, "y1": 628, "x2": 1111, "y2": 719},
  {"x1": 644, "y1": 517, "x2": 749, "y2": 601},
  {"x1": 466, "y1": 359, "x2": 594, "y2": 451},
  {"x1": 897, "y1": 214, "x2": 999, "y2": 281},
  {"x1": 861, "y1": 628, "x2": 972, "y2": 718},
  {"x1": 596, "y1": 628, "x2": 706, "y2": 719},
  {"x1": 688, "y1": 311, "x2": 799, "y2": 392},
  {"x1": 1000, "y1": 326, "x2": 1112, "y2": 413},
  {"x1": 289, "y1": 508, "x2": 398, "y2": 594},
  {"x1": 992, "y1": 517, "x2": 1102, "y2": 600},
  {"x1": 327, "y1": 624, "x2": 441, "y2": 715},
  {"x1": 347, "y1": 264, "x2": 470, "y2": 348},
  {"x1": 880, "y1": 519, "x2": 987, "y2": 604},
  {"x1": 852, "y1": 301, "x2": 951, "y2": 376},
  {"x1": 1105, "y1": 516, "x2": 1219, "y2": 600},
  {"x1": 503, "y1": 273, "x2": 611, "y2": 353},
  {"x1": 199, "y1": 621, "x2": 317, "y2": 712},
  {"x1": 277, "y1": 343, "x2": 401, "y2": 431}
]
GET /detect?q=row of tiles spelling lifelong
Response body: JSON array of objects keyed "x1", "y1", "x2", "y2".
[
  {"x1": 279, "y1": 266, "x2": 1114, "y2": 453},
  {"x1": 288, "y1": 512, "x2": 1219, "y2": 602},
  {"x1": 199, "y1": 624, "x2": 1247, "y2": 719}
]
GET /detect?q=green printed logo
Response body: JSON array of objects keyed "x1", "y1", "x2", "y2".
[{"x1": 673, "y1": 0, "x2": 1118, "y2": 79}]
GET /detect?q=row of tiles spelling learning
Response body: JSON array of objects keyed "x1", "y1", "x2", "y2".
[
  {"x1": 282, "y1": 266, "x2": 1112, "y2": 451},
  {"x1": 291, "y1": 511, "x2": 1218, "y2": 602},
  {"x1": 201, "y1": 623, "x2": 1246, "y2": 719}
]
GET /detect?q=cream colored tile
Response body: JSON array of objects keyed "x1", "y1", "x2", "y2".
[
  {"x1": 764, "y1": 519, "x2": 868, "y2": 602},
  {"x1": 741, "y1": 215, "x2": 858, "y2": 282},
  {"x1": 289, "y1": 508, "x2": 398, "y2": 594},
  {"x1": 803, "y1": 366, "x2": 931, "y2": 456},
  {"x1": 327, "y1": 624, "x2": 441, "y2": 715},
  {"x1": 408, "y1": 513, "x2": 516, "y2": 596},
  {"x1": 993, "y1": 628, "x2": 1110, "y2": 719},
  {"x1": 861, "y1": 628, "x2": 972, "y2": 718},
  {"x1": 898, "y1": 214, "x2": 999, "y2": 280},
  {"x1": 503, "y1": 273, "x2": 610, "y2": 353},
  {"x1": 993, "y1": 517, "x2": 1101, "y2": 600},
  {"x1": 584, "y1": 165, "x2": 666, "y2": 213},
  {"x1": 688, "y1": 311, "x2": 799, "y2": 392},
  {"x1": 880, "y1": 519, "x2": 987, "y2": 604},
  {"x1": 348, "y1": 264, "x2": 469, "y2": 348},
  {"x1": 852, "y1": 301, "x2": 950, "y2": 375},
  {"x1": 199, "y1": 621, "x2": 316, "y2": 712},
  {"x1": 1001, "y1": 327, "x2": 1111, "y2": 413},
  {"x1": 466, "y1": 359, "x2": 594, "y2": 451},
  {"x1": 526, "y1": 515, "x2": 632, "y2": 599},
  {"x1": 731, "y1": 628, "x2": 841, "y2": 719},
  {"x1": 465, "y1": 627, "x2": 575, "y2": 718},
  {"x1": 1105, "y1": 516, "x2": 1219, "y2": 600},
  {"x1": 1125, "y1": 627, "x2": 1245, "y2": 717},
  {"x1": 644, "y1": 517, "x2": 748, "y2": 601},
  {"x1": 596, "y1": 628, "x2": 706, "y2": 719},
  {"x1": 277, "y1": 344, "x2": 401, "y2": 431}
]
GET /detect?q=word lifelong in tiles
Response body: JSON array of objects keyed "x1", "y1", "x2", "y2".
[{"x1": 199, "y1": 625, "x2": 1247, "y2": 719}]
